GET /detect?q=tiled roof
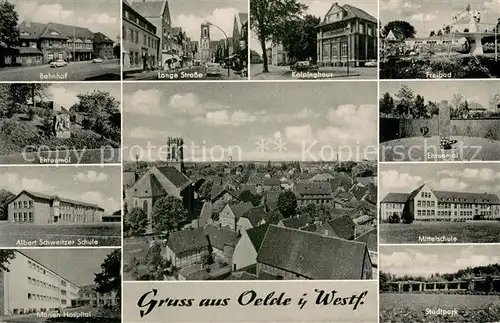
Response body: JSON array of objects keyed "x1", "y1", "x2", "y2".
[
  {"x1": 325, "y1": 215, "x2": 356, "y2": 240},
  {"x1": 246, "y1": 223, "x2": 269, "y2": 251},
  {"x1": 380, "y1": 193, "x2": 409, "y2": 204},
  {"x1": 93, "y1": 32, "x2": 114, "y2": 44},
  {"x1": 263, "y1": 178, "x2": 280, "y2": 186},
  {"x1": 13, "y1": 190, "x2": 104, "y2": 211},
  {"x1": 309, "y1": 173, "x2": 334, "y2": 181},
  {"x1": 130, "y1": 1, "x2": 166, "y2": 18},
  {"x1": 355, "y1": 228, "x2": 377, "y2": 252},
  {"x1": 295, "y1": 182, "x2": 331, "y2": 196},
  {"x1": 210, "y1": 185, "x2": 237, "y2": 202},
  {"x1": 16, "y1": 47, "x2": 43, "y2": 54},
  {"x1": 198, "y1": 202, "x2": 213, "y2": 227},
  {"x1": 433, "y1": 191, "x2": 500, "y2": 204},
  {"x1": 204, "y1": 224, "x2": 239, "y2": 251},
  {"x1": 280, "y1": 216, "x2": 312, "y2": 229},
  {"x1": 123, "y1": 172, "x2": 136, "y2": 188},
  {"x1": 240, "y1": 205, "x2": 267, "y2": 227},
  {"x1": 343, "y1": 4, "x2": 377, "y2": 23},
  {"x1": 229, "y1": 202, "x2": 254, "y2": 220},
  {"x1": 46, "y1": 22, "x2": 93, "y2": 39},
  {"x1": 167, "y1": 228, "x2": 209, "y2": 254},
  {"x1": 156, "y1": 166, "x2": 191, "y2": 189},
  {"x1": 131, "y1": 166, "x2": 191, "y2": 198},
  {"x1": 257, "y1": 225, "x2": 369, "y2": 280},
  {"x1": 225, "y1": 272, "x2": 257, "y2": 280}
]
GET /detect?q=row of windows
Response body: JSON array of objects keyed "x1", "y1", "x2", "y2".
[
  {"x1": 417, "y1": 200, "x2": 435, "y2": 207},
  {"x1": 13, "y1": 212, "x2": 33, "y2": 222},
  {"x1": 437, "y1": 203, "x2": 490, "y2": 209},
  {"x1": 420, "y1": 192, "x2": 432, "y2": 198},
  {"x1": 11, "y1": 308, "x2": 59, "y2": 315},
  {"x1": 417, "y1": 210, "x2": 436, "y2": 216},
  {"x1": 42, "y1": 40, "x2": 92, "y2": 49},
  {"x1": 28, "y1": 276, "x2": 58, "y2": 291},
  {"x1": 27, "y1": 293, "x2": 59, "y2": 302},
  {"x1": 28, "y1": 260, "x2": 60, "y2": 281},
  {"x1": 123, "y1": 26, "x2": 159, "y2": 50},
  {"x1": 12, "y1": 200, "x2": 33, "y2": 209},
  {"x1": 384, "y1": 203, "x2": 404, "y2": 209}
]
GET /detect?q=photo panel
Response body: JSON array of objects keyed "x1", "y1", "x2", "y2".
[
  {"x1": 249, "y1": 0, "x2": 378, "y2": 80},
  {"x1": 380, "y1": 245, "x2": 500, "y2": 322},
  {"x1": 379, "y1": 80, "x2": 500, "y2": 162},
  {"x1": 379, "y1": 163, "x2": 500, "y2": 244},
  {"x1": 0, "y1": 248, "x2": 121, "y2": 322},
  {"x1": 122, "y1": 0, "x2": 249, "y2": 81},
  {"x1": 122, "y1": 81, "x2": 378, "y2": 282},
  {"x1": 0, "y1": 82, "x2": 121, "y2": 165},
  {"x1": 0, "y1": 165, "x2": 122, "y2": 247},
  {"x1": 380, "y1": 0, "x2": 500, "y2": 79},
  {"x1": 0, "y1": 0, "x2": 121, "y2": 82}
]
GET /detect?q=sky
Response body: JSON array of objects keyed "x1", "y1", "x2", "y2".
[
  {"x1": 381, "y1": 245, "x2": 500, "y2": 277},
  {"x1": 380, "y1": 0, "x2": 500, "y2": 37},
  {"x1": 380, "y1": 80, "x2": 500, "y2": 111},
  {"x1": 250, "y1": 0, "x2": 378, "y2": 54},
  {"x1": 379, "y1": 163, "x2": 500, "y2": 199},
  {"x1": 0, "y1": 166, "x2": 121, "y2": 214},
  {"x1": 19, "y1": 248, "x2": 119, "y2": 286},
  {"x1": 11, "y1": 0, "x2": 120, "y2": 40},
  {"x1": 46, "y1": 83, "x2": 121, "y2": 110},
  {"x1": 122, "y1": 82, "x2": 377, "y2": 162},
  {"x1": 167, "y1": 0, "x2": 248, "y2": 41}
]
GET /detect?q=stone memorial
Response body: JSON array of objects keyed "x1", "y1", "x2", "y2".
[
  {"x1": 438, "y1": 100, "x2": 451, "y2": 138},
  {"x1": 54, "y1": 113, "x2": 71, "y2": 139}
]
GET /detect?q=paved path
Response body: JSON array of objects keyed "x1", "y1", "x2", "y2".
[
  {"x1": 0, "y1": 60, "x2": 120, "y2": 81},
  {"x1": 250, "y1": 63, "x2": 377, "y2": 80},
  {"x1": 124, "y1": 66, "x2": 245, "y2": 80}
]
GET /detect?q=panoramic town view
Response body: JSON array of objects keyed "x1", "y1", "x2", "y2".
[
  {"x1": 0, "y1": 248, "x2": 121, "y2": 323},
  {"x1": 123, "y1": 0, "x2": 248, "y2": 80},
  {"x1": 0, "y1": 0, "x2": 121, "y2": 81},
  {"x1": 249, "y1": 0, "x2": 378, "y2": 80},
  {"x1": 0, "y1": 166, "x2": 122, "y2": 247},
  {"x1": 380, "y1": 245, "x2": 500, "y2": 322},
  {"x1": 122, "y1": 82, "x2": 378, "y2": 281},
  {"x1": 379, "y1": 163, "x2": 500, "y2": 244},
  {"x1": 380, "y1": 0, "x2": 500, "y2": 78}
]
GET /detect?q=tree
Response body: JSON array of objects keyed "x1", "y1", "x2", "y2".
[
  {"x1": 413, "y1": 94, "x2": 426, "y2": 119},
  {"x1": 9, "y1": 83, "x2": 50, "y2": 106},
  {"x1": 238, "y1": 190, "x2": 261, "y2": 206},
  {"x1": 489, "y1": 93, "x2": 500, "y2": 111},
  {"x1": 199, "y1": 180, "x2": 213, "y2": 200},
  {"x1": 145, "y1": 243, "x2": 168, "y2": 280},
  {"x1": 395, "y1": 85, "x2": 414, "y2": 118},
  {"x1": 380, "y1": 92, "x2": 395, "y2": 115},
  {"x1": 0, "y1": 250, "x2": 15, "y2": 271},
  {"x1": 436, "y1": 29, "x2": 443, "y2": 36},
  {"x1": 429, "y1": 30, "x2": 436, "y2": 37},
  {"x1": 443, "y1": 25, "x2": 452, "y2": 34},
  {"x1": 279, "y1": 15, "x2": 320, "y2": 62},
  {"x1": 388, "y1": 213, "x2": 400, "y2": 223},
  {"x1": 250, "y1": 0, "x2": 307, "y2": 73},
  {"x1": 94, "y1": 249, "x2": 121, "y2": 296},
  {"x1": 125, "y1": 207, "x2": 148, "y2": 236},
  {"x1": 152, "y1": 196, "x2": 188, "y2": 233},
  {"x1": 426, "y1": 101, "x2": 439, "y2": 118},
  {"x1": 401, "y1": 209, "x2": 414, "y2": 224},
  {"x1": 352, "y1": 161, "x2": 376, "y2": 177},
  {"x1": 277, "y1": 190, "x2": 297, "y2": 218},
  {"x1": 0, "y1": 0, "x2": 20, "y2": 47},
  {"x1": 382, "y1": 21, "x2": 416, "y2": 39}
]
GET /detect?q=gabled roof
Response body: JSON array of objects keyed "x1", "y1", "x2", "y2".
[
  {"x1": 257, "y1": 225, "x2": 369, "y2": 280},
  {"x1": 280, "y1": 216, "x2": 312, "y2": 229},
  {"x1": 156, "y1": 166, "x2": 191, "y2": 189},
  {"x1": 93, "y1": 32, "x2": 114, "y2": 44},
  {"x1": 9, "y1": 190, "x2": 104, "y2": 211},
  {"x1": 263, "y1": 177, "x2": 280, "y2": 186},
  {"x1": 167, "y1": 228, "x2": 208, "y2": 254},
  {"x1": 130, "y1": 1, "x2": 166, "y2": 18},
  {"x1": 131, "y1": 166, "x2": 191, "y2": 198},
  {"x1": 309, "y1": 173, "x2": 335, "y2": 182},
  {"x1": 198, "y1": 202, "x2": 213, "y2": 227},
  {"x1": 295, "y1": 182, "x2": 331, "y2": 196},
  {"x1": 229, "y1": 202, "x2": 254, "y2": 220},
  {"x1": 46, "y1": 22, "x2": 94, "y2": 39},
  {"x1": 433, "y1": 191, "x2": 500, "y2": 204},
  {"x1": 320, "y1": 3, "x2": 377, "y2": 25},
  {"x1": 240, "y1": 205, "x2": 267, "y2": 227},
  {"x1": 355, "y1": 228, "x2": 377, "y2": 252},
  {"x1": 246, "y1": 223, "x2": 270, "y2": 252},
  {"x1": 210, "y1": 185, "x2": 238, "y2": 202},
  {"x1": 380, "y1": 193, "x2": 409, "y2": 204},
  {"x1": 204, "y1": 224, "x2": 239, "y2": 251},
  {"x1": 324, "y1": 215, "x2": 356, "y2": 240},
  {"x1": 225, "y1": 272, "x2": 257, "y2": 280}
]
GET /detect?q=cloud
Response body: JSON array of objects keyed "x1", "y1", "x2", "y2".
[
  {"x1": 80, "y1": 191, "x2": 119, "y2": 214},
  {"x1": 294, "y1": 107, "x2": 320, "y2": 119},
  {"x1": 284, "y1": 124, "x2": 315, "y2": 144},
  {"x1": 409, "y1": 13, "x2": 437, "y2": 21},
  {"x1": 19, "y1": 3, "x2": 75, "y2": 23},
  {"x1": 380, "y1": 170, "x2": 423, "y2": 191},
  {"x1": 306, "y1": 0, "x2": 331, "y2": 18},
  {"x1": 128, "y1": 127, "x2": 168, "y2": 140},
  {"x1": 200, "y1": 110, "x2": 257, "y2": 126},
  {"x1": 172, "y1": 7, "x2": 239, "y2": 41},
  {"x1": 48, "y1": 87, "x2": 79, "y2": 110},
  {"x1": 87, "y1": 13, "x2": 117, "y2": 25},
  {"x1": 484, "y1": 0, "x2": 500, "y2": 10},
  {"x1": 380, "y1": 0, "x2": 402, "y2": 11},
  {"x1": 0, "y1": 172, "x2": 55, "y2": 194},
  {"x1": 168, "y1": 93, "x2": 204, "y2": 115},
  {"x1": 436, "y1": 178, "x2": 468, "y2": 191},
  {"x1": 124, "y1": 89, "x2": 163, "y2": 116},
  {"x1": 322, "y1": 104, "x2": 377, "y2": 145},
  {"x1": 73, "y1": 171, "x2": 109, "y2": 183},
  {"x1": 437, "y1": 168, "x2": 500, "y2": 182}
]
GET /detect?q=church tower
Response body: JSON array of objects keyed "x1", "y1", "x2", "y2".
[
  {"x1": 200, "y1": 23, "x2": 211, "y2": 63},
  {"x1": 167, "y1": 137, "x2": 185, "y2": 173}
]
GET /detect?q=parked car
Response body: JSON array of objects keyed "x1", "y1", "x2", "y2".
[
  {"x1": 206, "y1": 63, "x2": 221, "y2": 76},
  {"x1": 50, "y1": 59, "x2": 67, "y2": 68},
  {"x1": 92, "y1": 58, "x2": 103, "y2": 63},
  {"x1": 365, "y1": 60, "x2": 377, "y2": 67},
  {"x1": 293, "y1": 61, "x2": 318, "y2": 72}
]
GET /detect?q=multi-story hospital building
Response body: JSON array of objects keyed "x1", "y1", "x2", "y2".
[
  {"x1": 0, "y1": 250, "x2": 80, "y2": 316},
  {"x1": 7, "y1": 190, "x2": 104, "y2": 224}
]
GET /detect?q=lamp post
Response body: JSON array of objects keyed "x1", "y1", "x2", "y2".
[{"x1": 206, "y1": 21, "x2": 230, "y2": 77}]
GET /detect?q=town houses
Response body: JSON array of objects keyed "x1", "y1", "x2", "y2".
[
  {"x1": 123, "y1": 150, "x2": 378, "y2": 281},
  {"x1": 380, "y1": 183, "x2": 500, "y2": 223}
]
